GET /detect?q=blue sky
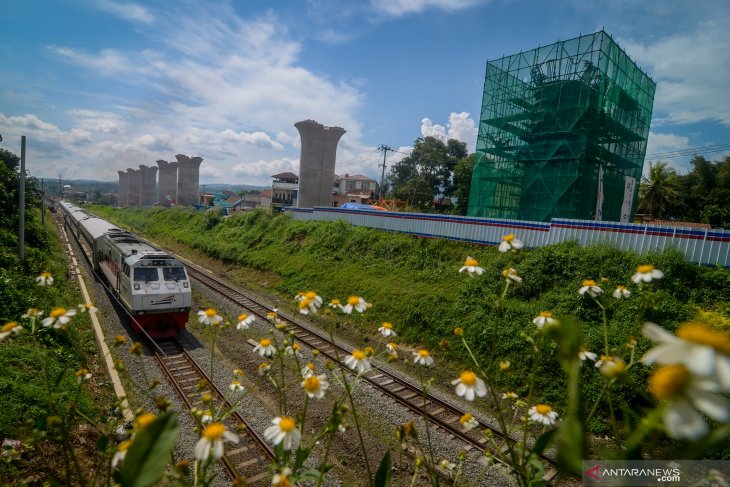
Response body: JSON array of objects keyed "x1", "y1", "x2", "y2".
[{"x1": 1, "y1": 0, "x2": 729, "y2": 185}]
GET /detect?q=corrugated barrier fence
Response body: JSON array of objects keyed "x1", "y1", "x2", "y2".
[{"x1": 285, "y1": 207, "x2": 730, "y2": 267}]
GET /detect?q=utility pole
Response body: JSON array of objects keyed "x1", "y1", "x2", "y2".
[{"x1": 377, "y1": 144, "x2": 392, "y2": 199}]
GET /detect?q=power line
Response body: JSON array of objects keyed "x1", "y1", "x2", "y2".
[
  {"x1": 377, "y1": 145, "x2": 393, "y2": 199},
  {"x1": 645, "y1": 142, "x2": 730, "y2": 160},
  {"x1": 336, "y1": 150, "x2": 381, "y2": 168}
]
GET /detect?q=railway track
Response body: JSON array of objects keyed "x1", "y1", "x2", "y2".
[
  {"x1": 152, "y1": 338, "x2": 275, "y2": 484},
  {"x1": 185, "y1": 265, "x2": 560, "y2": 483}
]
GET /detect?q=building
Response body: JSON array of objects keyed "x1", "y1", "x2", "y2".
[
  {"x1": 270, "y1": 172, "x2": 378, "y2": 210},
  {"x1": 271, "y1": 172, "x2": 299, "y2": 211},
  {"x1": 468, "y1": 31, "x2": 656, "y2": 222},
  {"x1": 337, "y1": 173, "x2": 378, "y2": 204}
]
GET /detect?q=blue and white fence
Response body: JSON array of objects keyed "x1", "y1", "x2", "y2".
[{"x1": 285, "y1": 207, "x2": 730, "y2": 267}]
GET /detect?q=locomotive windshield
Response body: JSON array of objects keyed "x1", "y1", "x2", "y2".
[
  {"x1": 134, "y1": 268, "x2": 159, "y2": 282},
  {"x1": 163, "y1": 267, "x2": 187, "y2": 282}
]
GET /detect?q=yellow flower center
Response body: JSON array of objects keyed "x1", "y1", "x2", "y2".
[
  {"x1": 649, "y1": 365, "x2": 689, "y2": 400},
  {"x1": 459, "y1": 413, "x2": 473, "y2": 425},
  {"x1": 454, "y1": 327, "x2": 463, "y2": 336},
  {"x1": 292, "y1": 343, "x2": 301, "y2": 351},
  {"x1": 503, "y1": 234, "x2": 515, "y2": 242},
  {"x1": 135, "y1": 412, "x2": 156, "y2": 429},
  {"x1": 677, "y1": 322, "x2": 730, "y2": 354},
  {"x1": 305, "y1": 291, "x2": 317, "y2": 299},
  {"x1": 303, "y1": 375, "x2": 321, "y2": 393},
  {"x1": 418, "y1": 349, "x2": 430, "y2": 358},
  {"x1": 460, "y1": 371, "x2": 477, "y2": 386},
  {"x1": 267, "y1": 312, "x2": 276, "y2": 318},
  {"x1": 273, "y1": 474, "x2": 291, "y2": 487},
  {"x1": 582, "y1": 280, "x2": 596, "y2": 287},
  {"x1": 347, "y1": 296, "x2": 360, "y2": 305},
  {"x1": 2, "y1": 322, "x2": 18, "y2": 332},
  {"x1": 539, "y1": 311, "x2": 552, "y2": 318},
  {"x1": 464, "y1": 257, "x2": 478, "y2": 267},
  {"x1": 330, "y1": 299, "x2": 341, "y2": 305},
  {"x1": 118, "y1": 439, "x2": 133, "y2": 452},
  {"x1": 382, "y1": 322, "x2": 392, "y2": 329},
  {"x1": 298, "y1": 299, "x2": 311, "y2": 309},
  {"x1": 352, "y1": 349, "x2": 365, "y2": 360},
  {"x1": 279, "y1": 417, "x2": 296, "y2": 432},
  {"x1": 75, "y1": 368, "x2": 89, "y2": 378},
  {"x1": 203, "y1": 422, "x2": 226, "y2": 440},
  {"x1": 231, "y1": 380, "x2": 241, "y2": 387},
  {"x1": 602, "y1": 358, "x2": 627, "y2": 378},
  {"x1": 260, "y1": 339, "x2": 272, "y2": 347},
  {"x1": 388, "y1": 342, "x2": 397, "y2": 350},
  {"x1": 637, "y1": 264, "x2": 654, "y2": 273},
  {"x1": 535, "y1": 404, "x2": 552, "y2": 415},
  {"x1": 364, "y1": 346, "x2": 374, "y2": 356},
  {"x1": 616, "y1": 285, "x2": 626, "y2": 291},
  {"x1": 305, "y1": 362, "x2": 315, "y2": 371},
  {"x1": 41, "y1": 272, "x2": 52, "y2": 278},
  {"x1": 238, "y1": 313, "x2": 248, "y2": 321},
  {"x1": 50, "y1": 308, "x2": 67, "y2": 318},
  {"x1": 500, "y1": 361, "x2": 510, "y2": 370}
]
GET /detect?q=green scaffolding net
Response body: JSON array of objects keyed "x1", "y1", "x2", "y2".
[{"x1": 468, "y1": 31, "x2": 656, "y2": 222}]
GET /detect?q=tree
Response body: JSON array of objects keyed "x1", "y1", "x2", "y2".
[
  {"x1": 452, "y1": 154, "x2": 474, "y2": 215},
  {"x1": 638, "y1": 161, "x2": 680, "y2": 218},
  {"x1": 387, "y1": 136, "x2": 468, "y2": 210}
]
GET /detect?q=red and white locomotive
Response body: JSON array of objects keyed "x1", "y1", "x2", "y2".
[{"x1": 60, "y1": 202, "x2": 191, "y2": 338}]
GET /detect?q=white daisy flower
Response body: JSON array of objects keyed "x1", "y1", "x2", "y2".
[
  {"x1": 578, "y1": 279, "x2": 603, "y2": 298},
  {"x1": 272, "y1": 467, "x2": 292, "y2": 487},
  {"x1": 459, "y1": 413, "x2": 479, "y2": 432},
  {"x1": 612, "y1": 285, "x2": 631, "y2": 299},
  {"x1": 236, "y1": 313, "x2": 254, "y2": 330},
  {"x1": 75, "y1": 368, "x2": 91, "y2": 384},
  {"x1": 266, "y1": 310, "x2": 278, "y2": 322},
  {"x1": 459, "y1": 256, "x2": 484, "y2": 276},
  {"x1": 0, "y1": 322, "x2": 22, "y2": 341},
  {"x1": 77, "y1": 303, "x2": 97, "y2": 313},
  {"x1": 296, "y1": 291, "x2": 323, "y2": 315},
  {"x1": 502, "y1": 391, "x2": 519, "y2": 400},
  {"x1": 498, "y1": 234, "x2": 524, "y2": 253},
  {"x1": 41, "y1": 307, "x2": 77, "y2": 328},
  {"x1": 229, "y1": 380, "x2": 244, "y2": 393},
  {"x1": 502, "y1": 268, "x2": 522, "y2": 283},
  {"x1": 301, "y1": 374, "x2": 329, "y2": 399},
  {"x1": 649, "y1": 364, "x2": 730, "y2": 440},
  {"x1": 197, "y1": 308, "x2": 222, "y2": 326},
  {"x1": 264, "y1": 416, "x2": 301, "y2": 451},
  {"x1": 579, "y1": 348, "x2": 597, "y2": 362},
  {"x1": 631, "y1": 264, "x2": 664, "y2": 284},
  {"x1": 413, "y1": 349, "x2": 434, "y2": 366},
  {"x1": 194, "y1": 422, "x2": 239, "y2": 461},
  {"x1": 600, "y1": 357, "x2": 627, "y2": 378},
  {"x1": 253, "y1": 338, "x2": 276, "y2": 358},
  {"x1": 528, "y1": 404, "x2": 559, "y2": 426},
  {"x1": 21, "y1": 308, "x2": 43, "y2": 319},
  {"x1": 532, "y1": 311, "x2": 556, "y2": 329},
  {"x1": 35, "y1": 272, "x2": 54, "y2": 286},
  {"x1": 301, "y1": 363, "x2": 316, "y2": 378},
  {"x1": 284, "y1": 343, "x2": 302, "y2": 356},
  {"x1": 451, "y1": 371, "x2": 487, "y2": 401},
  {"x1": 200, "y1": 410, "x2": 213, "y2": 425},
  {"x1": 378, "y1": 322, "x2": 396, "y2": 338},
  {"x1": 386, "y1": 342, "x2": 398, "y2": 357},
  {"x1": 340, "y1": 296, "x2": 369, "y2": 314},
  {"x1": 328, "y1": 299, "x2": 341, "y2": 309},
  {"x1": 111, "y1": 439, "x2": 132, "y2": 468},
  {"x1": 642, "y1": 322, "x2": 730, "y2": 390},
  {"x1": 344, "y1": 349, "x2": 371, "y2": 374},
  {"x1": 439, "y1": 459, "x2": 457, "y2": 471},
  {"x1": 258, "y1": 362, "x2": 271, "y2": 376}
]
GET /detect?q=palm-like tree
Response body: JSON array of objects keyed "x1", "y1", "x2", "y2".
[{"x1": 638, "y1": 161, "x2": 680, "y2": 218}]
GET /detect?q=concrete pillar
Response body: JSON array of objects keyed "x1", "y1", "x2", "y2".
[
  {"x1": 175, "y1": 154, "x2": 203, "y2": 206},
  {"x1": 126, "y1": 168, "x2": 141, "y2": 207},
  {"x1": 294, "y1": 119, "x2": 346, "y2": 208},
  {"x1": 139, "y1": 165, "x2": 158, "y2": 206},
  {"x1": 157, "y1": 159, "x2": 178, "y2": 207},
  {"x1": 117, "y1": 170, "x2": 128, "y2": 207}
]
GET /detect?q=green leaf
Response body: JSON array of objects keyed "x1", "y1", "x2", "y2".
[
  {"x1": 531, "y1": 428, "x2": 557, "y2": 456},
  {"x1": 96, "y1": 434, "x2": 109, "y2": 453},
  {"x1": 293, "y1": 445, "x2": 311, "y2": 471},
  {"x1": 374, "y1": 449, "x2": 391, "y2": 487},
  {"x1": 557, "y1": 415, "x2": 583, "y2": 475},
  {"x1": 114, "y1": 412, "x2": 179, "y2": 487}
]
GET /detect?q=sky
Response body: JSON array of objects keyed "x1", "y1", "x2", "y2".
[{"x1": 1, "y1": 0, "x2": 729, "y2": 186}]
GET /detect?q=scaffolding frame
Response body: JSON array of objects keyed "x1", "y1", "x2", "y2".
[{"x1": 468, "y1": 31, "x2": 656, "y2": 222}]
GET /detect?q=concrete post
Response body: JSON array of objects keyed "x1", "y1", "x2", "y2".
[
  {"x1": 175, "y1": 154, "x2": 203, "y2": 206},
  {"x1": 126, "y1": 168, "x2": 141, "y2": 207},
  {"x1": 139, "y1": 164, "x2": 158, "y2": 206},
  {"x1": 294, "y1": 119, "x2": 346, "y2": 208},
  {"x1": 157, "y1": 159, "x2": 178, "y2": 207},
  {"x1": 117, "y1": 170, "x2": 128, "y2": 207}
]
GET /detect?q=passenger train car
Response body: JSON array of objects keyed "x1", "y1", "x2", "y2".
[{"x1": 60, "y1": 201, "x2": 191, "y2": 338}]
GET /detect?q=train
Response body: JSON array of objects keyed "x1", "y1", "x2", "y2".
[{"x1": 60, "y1": 201, "x2": 191, "y2": 338}]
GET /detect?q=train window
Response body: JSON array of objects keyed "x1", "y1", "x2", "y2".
[
  {"x1": 163, "y1": 267, "x2": 187, "y2": 281},
  {"x1": 133, "y1": 268, "x2": 159, "y2": 282}
]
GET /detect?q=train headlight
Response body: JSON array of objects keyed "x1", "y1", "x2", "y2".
[{"x1": 134, "y1": 283, "x2": 140, "y2": 290}]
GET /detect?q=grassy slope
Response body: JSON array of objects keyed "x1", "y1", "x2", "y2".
[{"x1": 92, "y1": 206, "x2": 730, "y2": 434}]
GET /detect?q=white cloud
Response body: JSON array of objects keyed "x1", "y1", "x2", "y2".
[
  {"x1": 420, "y1": 112, "x2": 478, "y2": 149},
  {"x1": 372, "y1": 0, "x2": 482, "y2": 17},
  {"x1": 645, "y1": 131, "x2": 690, "y2": 157},
  {"x1": 232, "y1": 157, "x2": 299, "y2": 180},
  {"x1": 621, "y1": 18, "x2": 730, "y2": 126},
  {"x1": 200, "y1": 162, "x2": 222, "y2": 178},
  {"x1": 96, "y1": 0, "x2": 154, "y2": 24}
]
